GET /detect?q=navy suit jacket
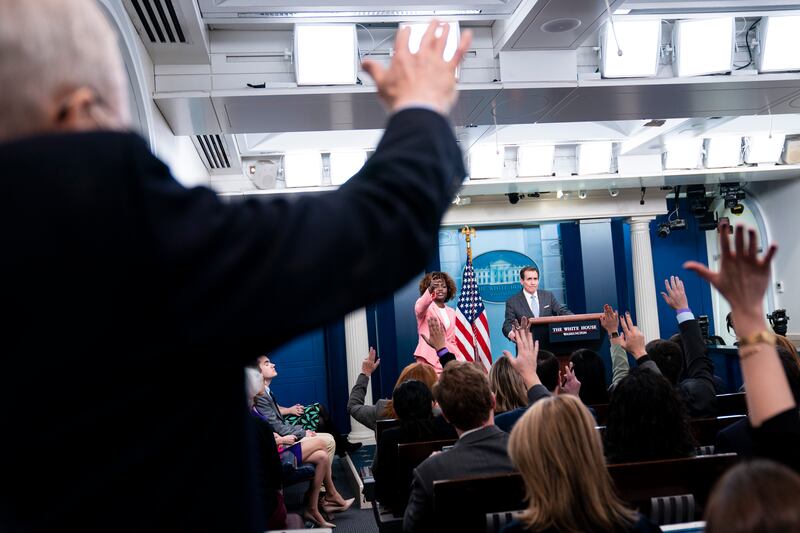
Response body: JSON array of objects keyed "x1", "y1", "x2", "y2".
[
  {"x1": 0, "y1": 109, "x2": 465, "y2": 532},
  {"x1": 502, "y1": 289, "x2": 572, "y2": 338}
]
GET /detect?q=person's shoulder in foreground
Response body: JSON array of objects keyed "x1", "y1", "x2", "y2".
[{"x1": 0, "y1": 2, "x2": 474, "y2": 530}]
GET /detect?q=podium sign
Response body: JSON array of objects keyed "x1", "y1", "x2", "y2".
[{"x1": 549, "y1": 320, "x2": 601, "y2": 343}]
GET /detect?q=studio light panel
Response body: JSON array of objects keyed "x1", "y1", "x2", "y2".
[
  {"x1": 674, "y1": 17, "x2": 734, "y2": 77},
  {"x1": 664, "y1": 138, "x2": 703, "y2": 169},
  {"x1": 329, "y1": 150, "x2": 367, "y2": 185},
  {"x1": 294, "y1": 24, "x2": 358, "y2": 85},
  {"x1": 745, "y1": 134, "x2": 785, "y2": 164},
  {"x1": 757, "y1": 16, "x2": 800, "y2": 73},
  {"x1": 469, "y1": 144, "x2": 505, "y2": 180},
  {"x1": 284, "y1": 152, "x2": 323, "y2": 188},
  {"x1": 517, "y1": 145, "x2": 555, "y2": 177},
  {"x1": 601, "y1": 19, "x2": 661, "y2": 78},
  {"x1": 400, "y1": 21, "x2": 460, "y2": 61},
  {"x1": 705, "y1": 137, "x2": 742, "y2": 168},
  {"x1": 577, "y1": 142, "x2": 613, "y2": 175}
]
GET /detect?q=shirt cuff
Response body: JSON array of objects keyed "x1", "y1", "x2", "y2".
[
  {"x1": 636, "y1": 354, "x2": 652, "y2": 365},
  {"x1": 676, "y1": 310, "x2": 695, "y2": 324}
]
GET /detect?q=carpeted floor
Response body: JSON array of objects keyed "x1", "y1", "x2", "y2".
[{"x1": 283, "y1": 455, "x2": 378, "y2": 532}]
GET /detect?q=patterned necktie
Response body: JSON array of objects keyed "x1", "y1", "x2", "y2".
[{"x1": 530, "y1": 295, "x2": 539, "y2": 318}]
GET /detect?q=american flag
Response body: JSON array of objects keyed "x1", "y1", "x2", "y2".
[{"x1": 454, "y1": 258, "x2": 492, "y2": 372}]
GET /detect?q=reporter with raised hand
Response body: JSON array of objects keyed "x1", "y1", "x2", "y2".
[
  {"x1": 656, "y1": 276, "x2": 717, "y2": 416},
  {"x1": 685, "y1": 224, "x2": 799, "y2": 472},
  {"x1": 603, "y1": 306, "x2": 654, "y2": 389},
  {"x1": 495, "y1": 318, "x2": 552, "y2": 432}
]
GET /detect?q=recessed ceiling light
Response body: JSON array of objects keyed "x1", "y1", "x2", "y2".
[{"x1": 541, "y1": 18, "x2": 582, "y2": 33}]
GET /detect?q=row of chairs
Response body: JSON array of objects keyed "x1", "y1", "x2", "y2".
[
  {"x1": 589, "y1": 391, "x2": 747, "y2": 426},
  {"x1": 437, "y1": 453, "x2": 739, "y2": 533},
  {"x1": 366, "y1": 412, "x2": 747, "y2": 532}
]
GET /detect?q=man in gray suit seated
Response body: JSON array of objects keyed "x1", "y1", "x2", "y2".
[
  {"x1": 502, "y1": 266, "x2": 572, "y2": 341},
  {"x1": 403, "y1": 362, "x2": 516, "y2": 532}
]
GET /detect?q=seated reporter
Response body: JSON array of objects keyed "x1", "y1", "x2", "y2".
[
  {"x1": 495, "y1": 323, "x2": 581, "y2": 432},
  {"x1": 245, "y1": 367, "x2": 348, "y2": 528},
  {"x1": 504, "y1": 394, "x2": 660, "y2": 533},
  {"x1": 403, "y1": 362, "x2": 515, "y2": 533},
  {"x1": 254, "y1": 355, "x2": 336, "y2": 462},
  {"x1": 347, "y1": 347, "x2": 438, "y2": 430},
  {"x1": 373, "y1": 380, "x2": 457, "y2": 512},
  {"x1": 489, "y1": 356, "x2": 529, "y2": 414}
]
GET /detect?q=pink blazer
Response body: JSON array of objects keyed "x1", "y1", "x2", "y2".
[{"x1": 413, "y1": 290, "x2": 464, "y2": 374}]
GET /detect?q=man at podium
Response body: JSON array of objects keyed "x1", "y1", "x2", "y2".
[{"x1": 502, "y1": 266, "x2": 572, "y2": 341}]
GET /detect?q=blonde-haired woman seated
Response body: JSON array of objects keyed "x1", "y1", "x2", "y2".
[{"x1": 505, "y1": 395, "x2": 661, "y2": 533}]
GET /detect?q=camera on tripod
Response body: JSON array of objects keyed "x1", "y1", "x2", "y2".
[{"x1": 767, "y1": 309, "x2": 789, "y2": 336}]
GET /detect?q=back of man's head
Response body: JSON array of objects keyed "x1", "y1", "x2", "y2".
[
  {"x1": 434, "y1": 362, "x2": 493, "y2": 432},
  {"x1": 536, "y1": 350, "x2": 559, "y2": 392},
  {"x1": 645, "y1": 339, "x2": 683, "y2": 386},
  {"x1": 0, "y1": 0, "x2": 129, "y2": 142}
]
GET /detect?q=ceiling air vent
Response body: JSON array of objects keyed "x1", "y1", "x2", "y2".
[
  {"x1": 129, "y1": 0, "x2": 186, "y2": 43},
  {"x1": 196, "y1": 135, "x2": 231, "y2": 170}
]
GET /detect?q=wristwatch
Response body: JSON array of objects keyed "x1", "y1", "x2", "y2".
[{"x1": 609, "y1": 331, "x2": 620, "y2": 339}]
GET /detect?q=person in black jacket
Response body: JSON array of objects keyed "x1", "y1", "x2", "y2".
[
  {"x1": 0, "y1": 2, "x2": 473, "y2": 530},
  {"x1": 647, "y1": 276, "x2": 718, "y2": 417}
]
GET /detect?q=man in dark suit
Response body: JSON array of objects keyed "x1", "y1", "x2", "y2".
[
  {"x1": 0, "y1": 3, "x2": 473, "y2": 531},
  {"x1": 503, "y1": 266, "x2": 572, "y2": 341},
  {"x1": 403, "y1": 362, "x2": 516, "y2": 533}
]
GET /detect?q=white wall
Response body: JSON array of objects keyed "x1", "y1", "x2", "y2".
[
  {"x1": 750, "y1": 178, "x2": 800, "y2": 339},
  {"x1": 99, "y1": 0, "x2": 210, "y2": 188}
]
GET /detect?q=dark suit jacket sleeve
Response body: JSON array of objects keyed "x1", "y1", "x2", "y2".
[
  {"x1": 548, "y1": 291, "x2": 572, "y2": 316},
  {"x1": 439, "y1": 351, "x2": 457, "y2": 368},
  {"x1": 403, "y1": 468, "x2": 432, "y2": 533},
  {"x1": 527, "y1": 384, "x2": 551, "y2": 404},
  {"x1": 502, "y1": 296, "x2": 517, "y2": 338},
  {"x1": 255, "y1": 395, "x2": 306, "y2": 440},
  {"x1": 677, "y1": 319, "x2": 717, "y2": 416},
  {"x1": 135, "y1": 109, "x2": 465, "y2": 358}
]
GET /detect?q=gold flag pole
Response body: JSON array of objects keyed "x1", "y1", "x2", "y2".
[{"x1": 460, "y1": 226, "x2": 476, "y2": 262}]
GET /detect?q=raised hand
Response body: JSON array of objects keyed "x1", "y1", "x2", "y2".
[
  {"x1": 361, "y1": 347, "x2": 380, "y2": 377},
  {"x1": 619, "y1": 312, "x2": 647, "y2": 359},
  {"x1": 361, "y1": 20, "x2": 473, "y2": 115},
  {"x1": 661, "y1": 275, "x2": 689, "y2": 310},
  {"x1": 421, "y1": 315, "x2": 447, "y2": 351},
  {"x1": 600, "y1": 304, "x2": 619, "y2": 335},
  {"x1": 503, "y1": 317, "x2": 540, "y2": 388},
  {"x1": 557, "y1": 362, "x2": 581, "y2": 396},
  {"x1": 684, "y1": 224, "x2": 776, "y2": 337}
]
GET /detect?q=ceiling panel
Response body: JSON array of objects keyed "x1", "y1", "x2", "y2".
[
  {"x1": 155, "y1": 95, "x2": 222, "y2": 135},
  {"x1": 212, "y1": 86, "x2": 500, "y2": 133},
  {"x1": 497, "y1": 0, "x2": 626, "y2": 51},
  {"x1": 539, "y1": 80, "x2": 800, "y2": 123},
  {"x1": 468, "y1": 86, "x2": 577, "y2": 125}
]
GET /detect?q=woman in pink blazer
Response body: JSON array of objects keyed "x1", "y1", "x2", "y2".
[{"x1": 413, "y1": 272, "x2": 464, "y2": 374}]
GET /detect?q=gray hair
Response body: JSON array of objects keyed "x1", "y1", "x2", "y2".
[{"x1": 0, "y1": 0, "x2": 130, "y2": 141}]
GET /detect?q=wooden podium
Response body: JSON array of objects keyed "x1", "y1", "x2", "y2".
[{"x1": 528, "y1": 313, "x2": 604, "y2": 359}]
